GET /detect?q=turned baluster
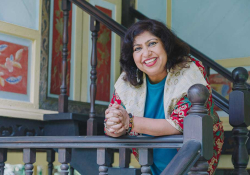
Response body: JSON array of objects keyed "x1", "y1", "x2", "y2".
[
  {"x1": 139, "y1": 148, "x2": 153, "y2": 175},
  {"x1": 229, "y1": 67, "x2": 250, "y2": 175},
  {"x1": 23, "y1": 149, "x2": 36, "y2": 175},
  {"x1": 58, "y1": 0, "x2": 71, "y2": 113},
  {"x1": 47, "y1": 149, "x2": 55, "y2": 175},
  {"x1": 97, "y1": 148, "x2": 112, "y2": 175},
  {"x1": 0, "y1": 149, "x2": 7, "y2": 175},
  {"x1": 185, "y1": 84, "x2": 213, "y2": 175},
  {"x1": 119, "y1": 148, "x2": 131, "y2": 168},
  {"x1": 87, "y1": 17, "x2": 100, "y2": 136},
  {"x1": 70, "y1": 166, "x2": 74, "y2": 175},
  {"x1": 58, "y1": 148, "x2": 71, "y2": 175},
  {"x1": 203, "y1": 64, "x2": 210, "y2": 77}
]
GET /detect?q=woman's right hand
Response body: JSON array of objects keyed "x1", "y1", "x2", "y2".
[{"x1": 105, "y1": 104, "x2": 128, "y2": 136}]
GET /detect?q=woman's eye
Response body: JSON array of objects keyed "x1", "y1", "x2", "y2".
[
  {"x1": 134, "y1": 47, "x2": 141, "y2": 52},
  {"x1": 149, "y1": 42, "x2": 157, "y2": 47}
]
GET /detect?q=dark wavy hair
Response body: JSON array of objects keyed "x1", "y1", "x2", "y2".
[{"x1": 120, "y1": 19, "x2": 190, "y2": 86}]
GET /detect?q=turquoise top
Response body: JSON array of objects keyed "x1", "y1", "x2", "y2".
[{"x1": 144, "y1": 76, "x2": 178, "y2": 175}]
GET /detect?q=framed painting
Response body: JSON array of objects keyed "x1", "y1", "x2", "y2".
[{"x1": 0, "y1": 33, "x2": 32, "y2": 102}]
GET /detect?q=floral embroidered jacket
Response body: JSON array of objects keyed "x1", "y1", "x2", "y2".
[{"x1": 109, "y1": 58, "x2": 224, "y2": 175}]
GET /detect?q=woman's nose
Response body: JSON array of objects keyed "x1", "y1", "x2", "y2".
[{"x1": 142, "y1": 48, "x2": 151, "y2": 57}]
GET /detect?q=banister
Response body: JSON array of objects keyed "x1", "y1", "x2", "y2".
[
  {"x1": 0, "y1": 135, "x2": 183, "y2": 149},
  {"x1": 69, "y1": 0, "x2": 126, "y2": 37},
  {"x1": 161, "y1": 140, "x2": 201, "y2": 175}
]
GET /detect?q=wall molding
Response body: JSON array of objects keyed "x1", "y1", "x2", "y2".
[
  {"x1": 215, "y1": 57, "x2": 250, "y2": 68},
  {"x1": 167, "y1": 0, "x2": 171, "y2": 29}
]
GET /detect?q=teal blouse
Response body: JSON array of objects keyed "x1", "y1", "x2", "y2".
[{"x1": 144, "y1": 76, "x2": 178, "y2": 175}]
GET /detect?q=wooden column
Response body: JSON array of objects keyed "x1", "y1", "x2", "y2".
[
  {"x1": 139, "y1": 148, "x2": 153, "y2": 175},
  {"x1": 97, "y1": 148, "x2": 111, "y2": 175},
  {"x1": 87, "y1": 17, "x2": 100, "y2": 136},
  {"x1": 23, "y1": 149, "x2": 36, "y2": 175},
  {"x1": 0, "y1": 149, "x2": 7, "y2": 175},
  {"x1": 229, "y1": 67, "x2": 250, "y2": 175},
  {"x1": 203, "y1": 64, "x2": 210, "y2": 77},
  {"x1": 119, "y1": 148, "x2": 130, "y2": 168},
  {"x1": 185, "y1": 84, "x2": 213, "y2": 175},
  {"x1": 47, "y1": 149, "x2": 55, "y2": 175},
  {"x1": 58, "y1": 148, "x2": 71, "y2": 175},
  {"x1": 58, "y1": 0, "x2": 71, "y2": 113}
]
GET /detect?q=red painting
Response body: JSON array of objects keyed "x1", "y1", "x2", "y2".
[
  {"x1": 50, "y1": 0, "x2": 72, "y2": 96},
  {"x1": 0, "y1": 41, "x2": 28, "y2": 94},
  {"x1": 95, "y1": 5, "x2": 112, "y2": 102},
  {"x1": 209, "y1": 71, "x2": 250, "y2": 111}
]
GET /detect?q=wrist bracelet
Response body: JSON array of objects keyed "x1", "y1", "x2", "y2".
[{"x1": 126, "y1": 113, "x2": 134, "y2": 134}]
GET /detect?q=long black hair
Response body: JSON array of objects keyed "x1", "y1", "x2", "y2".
[{"x1": 120, "y1": 19, "x2": 190, "y2": 86}]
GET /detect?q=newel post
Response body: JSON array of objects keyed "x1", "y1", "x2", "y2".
[
  {"x1": 184, "y1": 84, "x2": 213, "y2": 174},
  {"x1": 229, "y1": 67, "x2": 250, "y2": 175},
  {"x1": 58, "y1": 0, "x2": 71, "y2": 113}
]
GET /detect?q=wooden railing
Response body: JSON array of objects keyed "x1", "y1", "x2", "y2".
[{"x1": 0, "y1": 84, "x2": 214, "y2": 175}]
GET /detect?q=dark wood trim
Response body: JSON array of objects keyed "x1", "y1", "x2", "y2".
[
  {"x1": 121, "y1": 0, "x2": 136, "y2": 28},
  {"x1": 69, "y1": 0, "x2": 126, "y2": 37}
]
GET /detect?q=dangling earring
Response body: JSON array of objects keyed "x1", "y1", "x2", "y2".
[{"x1": 136, "y1": 68, "x2": 140, "y2": 83}]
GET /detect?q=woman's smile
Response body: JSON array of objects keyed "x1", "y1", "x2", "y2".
[{"x1": 143, "y1": 57, "x2": 158, "y2": 67}]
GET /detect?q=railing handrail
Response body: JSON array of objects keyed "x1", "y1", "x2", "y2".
[
  {"x1": 0, "y1": 135, "x2": 183, "y2": 149},
  {"x1": 69, "y1": 0, "x2": 126, "y2": 37},
  {"x1": 161, "y1": 140, "x2": 201, "y2": 175},
  {"x1": 130, "y1": 7, "x2": 250, "y2": 91}
]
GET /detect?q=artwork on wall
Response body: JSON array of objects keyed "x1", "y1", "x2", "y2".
[
  {"x1": 209, "y1": 71, "x2": 250, "y2": 111},
  {"x1": 95, "y1": 5, "x2": 112, "y2": 102},
  {"x1": 49, "y1": 0, "x2": 72, "y2": 96},
  {"x1": 0, "y1": 41, "x2": 28, "y2": 94}
]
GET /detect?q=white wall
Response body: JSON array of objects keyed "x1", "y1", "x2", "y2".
[
  {"x1": 172, "y1": 0, "x2": 250, "y2": 60},
  {"x1": 0, "y1": 0, "x2": 40, "y2": 30}
]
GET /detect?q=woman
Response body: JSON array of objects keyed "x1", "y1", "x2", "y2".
[{"x1": 104, "y1": 19, "x2": 224, "y2": 175}]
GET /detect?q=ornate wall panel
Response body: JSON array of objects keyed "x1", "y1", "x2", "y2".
[{"x1": 95, "y1": 5, "x2": 112, "y2": 102}]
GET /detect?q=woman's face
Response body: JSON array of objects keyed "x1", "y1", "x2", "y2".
[{"x1": 133, "y1": 31, "x2": 168, "y2": 84}]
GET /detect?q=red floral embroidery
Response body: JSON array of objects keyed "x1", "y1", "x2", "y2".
[{"x1": 170, "y1": 58, "x2": 224, "y2": 175}]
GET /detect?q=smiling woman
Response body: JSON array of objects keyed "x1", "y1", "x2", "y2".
[{"x1": 104, "y1": 19, "x2": 224, "y2": 175}]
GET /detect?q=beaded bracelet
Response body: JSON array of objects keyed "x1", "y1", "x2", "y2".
[{"x1": 126, "y1": 113, "x2": 134, "y2": 134}]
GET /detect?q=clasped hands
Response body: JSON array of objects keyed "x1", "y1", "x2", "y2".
[{"x1": 105, "y1": 104, "x2": 129, "y2": 134}]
